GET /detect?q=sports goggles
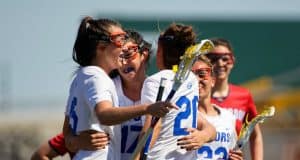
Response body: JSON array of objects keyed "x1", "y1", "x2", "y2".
[
  {"x1": 119, "y1": 44, "x2": 139, "y2": 61},
  {"x1": 206, "y1": 53, "x2": 233, "y2": 64},
  {"x1": 192, "y1": 67, "x2": 211, "y2": 80},
  {"x1": 108, "y1": 31, "x2": 127, "y2": 47}
]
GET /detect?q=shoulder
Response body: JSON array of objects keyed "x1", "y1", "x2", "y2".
[
  {"x1": 230, "y1": 84, "x2": 250, "y2": 93},
  {"x1": 81, "y1": 66, "x2": 111, "y2": 83},
  {"x1": 80, "y1": 66, "x2": 105, "y2": 75},
  {"x1": 215, "y1": 104, "x2": 235, "y2": 118},
  {"x1": 229, "y1": 83, "x2": 252, "y2": 96},
  {"x1": 145, "y1": 70, "x2": 174, "y2": 83},
  {"x1": 148, "y1": 70, "x2": 174, "y2": 79}
]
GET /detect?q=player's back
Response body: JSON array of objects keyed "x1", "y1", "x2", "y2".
[{"x1": 142, "y1": 70, "x2": 199, "y2": 160}]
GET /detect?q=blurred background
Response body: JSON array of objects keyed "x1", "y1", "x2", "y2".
[{"x1": 0, "y1": 0, "x2": 300, "y2": 159}]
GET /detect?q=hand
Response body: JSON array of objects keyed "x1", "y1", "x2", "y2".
[
  {"x1": 177, "y1": 128, "x2": 207, "y2": 151},
  {"x1": 229, "y1": 149, "x2": 244, "y2": 160},
  {"x1": 76, "y1": 130, "x2": 110, "y2": 150},
  {"x1": 147, "y1": 101, "x2": 178, "y2": 117}
]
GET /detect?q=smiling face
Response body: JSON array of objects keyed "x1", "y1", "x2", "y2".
[
  {"x1": 207, "y1": 45, "x2": 234, "y2": 81},
  {"x1": 99, "y1": 25, "x2": 127, "y2": 72},
  {"x1": 118, "y1": 41, "x2": 147, "y2": 82},
  {"x1": 192, "y1": 60, "x2": 215, "y2": 100}
]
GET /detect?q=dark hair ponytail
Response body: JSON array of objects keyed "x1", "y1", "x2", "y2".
[{"x1": 72, "y1": 16, "x2": 122, "y2": 66}]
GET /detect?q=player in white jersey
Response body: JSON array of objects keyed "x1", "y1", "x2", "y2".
[
  {"x1": 112, "y1": 30, "x2": 152, "y2": 160},
  {"x1": 63, "y1": 17, "x2": 176, "y2": 160},
  {"x1": 140, "y1": 23, "x2": 216, "y2": 160},
  {"x1": 178, "y1": 55, "x2": 243, "y2": 160},
  {"x1": 197, "y1": 106, "x2": 237, "y2": 160}
]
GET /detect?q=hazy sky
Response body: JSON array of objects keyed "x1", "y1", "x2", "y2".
[{"x1": 0, "y1": 0, "x2": 300, "y2": 109}]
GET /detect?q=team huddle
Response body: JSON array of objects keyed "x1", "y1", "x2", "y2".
[{"x1": 31, "y1": 17, "x2": 263, "y2": 160}]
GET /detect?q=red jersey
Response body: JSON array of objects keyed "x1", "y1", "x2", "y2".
[
  {"x1": 211, "y1": 84, "x2": 258, "y2": 135},
  {"x1": 48, "y1": 133, "x2": 75, "y2": 158}
]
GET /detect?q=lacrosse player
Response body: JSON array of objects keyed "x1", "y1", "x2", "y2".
[{"x1": 207, "y1": 38, "x2": 263, "y2": 160}]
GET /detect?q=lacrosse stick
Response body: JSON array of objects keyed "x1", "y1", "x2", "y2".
[
  {"x1": 234, "y1": 106, "x2": 275, "y2": 150},
  {"x1": 131, "y1": 39, "x2": 214, "y2": 160}
]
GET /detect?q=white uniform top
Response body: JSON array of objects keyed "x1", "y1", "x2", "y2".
[
  {"x1": 65, "y1": 66, "x2": 121, "y2": 160},
  {"x1": 197, "y1": 105, "x2": 237, "y2": 160},
  {"x1": 141, "y1": 70, "x2": 199, "y2": 160},
  {"x1": 113, "y1": 76, "x2": 144, "y2": 160}
]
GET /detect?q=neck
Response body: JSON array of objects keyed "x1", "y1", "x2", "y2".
[
  {"x1": 121, "y1": 74, "x2": 146, "y2": 102},
  {"x1": 212, "y1": 78, "x2": 230, "y2": 98},
  {"x1": 91, "y1": 55, "x2": 113, "y2": 74},
  {"x1": 198, "y1": 97, "x2": 218, "y2": 116}
]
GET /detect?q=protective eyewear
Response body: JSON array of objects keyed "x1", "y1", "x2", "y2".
[
  {"x1": 109, "y1": 31, "x2": 127, "y2": 47},
  {"x1": 206, "y1": 53, "x2": 233, "y2": 64},
  {"x1": 192, "y1": 68, "x2": 211, "y2": 80},
  {"x1": 119, "y1": 44, "x2": 139, "y2": 61}
]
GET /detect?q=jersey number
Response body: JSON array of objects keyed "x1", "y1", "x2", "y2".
[
  {"x1": 69, "y1": 97, "x2": 78, "y2": 134},
  {"x1": 121, "y1": 124, "x2": 142, "y2": 153},
  {"x1": 198, "y1": 146, "x2": 228, "y2": 159},
  {"x1": 173, "y1": 96, "x2": 198, "y2": 136}
]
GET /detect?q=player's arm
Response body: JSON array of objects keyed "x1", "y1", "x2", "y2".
[
  {"x1": 229, "y1": 149, "x2": 244, "y2": 160},
  {"x1": 177, "y1": 113, "x2": 216, "y2": 150},
  {"x1": 31, "y1": 132, "x2": 70, "y2": 160},
  {"x1": 86, "y1": 75, "x2": 176, "y2": 126},
  {"x1": 63, "y1": 116, "x2": 77, "y2": 152},
  {"x1": 250, "y1": 124, "x2": 263, "y2": 160},
  {"x1": 31, "y1": 142, "x2": 59, "y2": 160},
  {"x1": 63, "y1": 116, "x2": 109, "y2": 152},
  {"x1": 247, "y1": 94, "x2": 263, "y2": 160},
  {"x1": 94, "y1": 100, "x2": 177, "y2": 126}
]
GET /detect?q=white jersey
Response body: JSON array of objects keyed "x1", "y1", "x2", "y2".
[
  {"x1": 65, "y1": 66, "x2": 121, "y2": 160},
  {"x1": 197, "y1": 105, "x2": 237, "y2": 160},
  {"x1": 113, "y1": 76, "x2": 144, "y2": 160},
  {"x1": 141, "y1": 70, "x2": 199, "y2": 160}
]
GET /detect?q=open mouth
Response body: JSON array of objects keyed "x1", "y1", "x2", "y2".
[
  {"x1": 214, "y1": 67, "x2": 226, "y2": 74},
  {"x1": 123, "y1": 67, "x2": 135, "y2": 73}
]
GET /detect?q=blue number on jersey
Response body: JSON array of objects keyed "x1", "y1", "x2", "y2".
[
  {"x1": 69, "y1": 97, "x2": 78, "y2": 134},
  {"x1": 173, "y1": 95, "x2": 198, "y2": 136},
  {"x1": 198, "y1": 145, "x2": 228, "y2": 159},
  {"x1": 121, "y1": 124, "x2": 142, "y2": 153}
]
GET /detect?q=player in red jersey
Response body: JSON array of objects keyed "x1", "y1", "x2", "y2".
[{"x1": 207, "y1": 38, "x2": 263, "y2": 160}]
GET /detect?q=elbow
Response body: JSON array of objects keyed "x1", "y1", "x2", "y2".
[{"x1": 97, "y1": 117, "x2": 115, "y2": 126}]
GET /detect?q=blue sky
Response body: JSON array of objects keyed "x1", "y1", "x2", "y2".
[{"x1": 0, "y1": 0, "x2": 300, "y2": 109}]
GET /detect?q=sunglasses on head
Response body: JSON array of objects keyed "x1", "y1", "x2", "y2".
[
  {"x1": 192, "y1": 68, "x2": 211, "y2": 80},
  {"x1": 206, "y1": 53, "x2": 233, "y2": 64}
]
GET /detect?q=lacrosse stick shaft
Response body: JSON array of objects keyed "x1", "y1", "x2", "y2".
[{"x1": 131, "y1": 78, "x2": 167, "y2": 160}]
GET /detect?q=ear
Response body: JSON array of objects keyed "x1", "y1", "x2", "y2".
[
  {"x1": 141, "y1": 50, "x2": 149, "y2": 62},
  {"x1": 211, "y1": 76, "x2": 216, "y2": 88},
  {"x1": 97, "y1": 43, "x2": 107, "y2": 52}
]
